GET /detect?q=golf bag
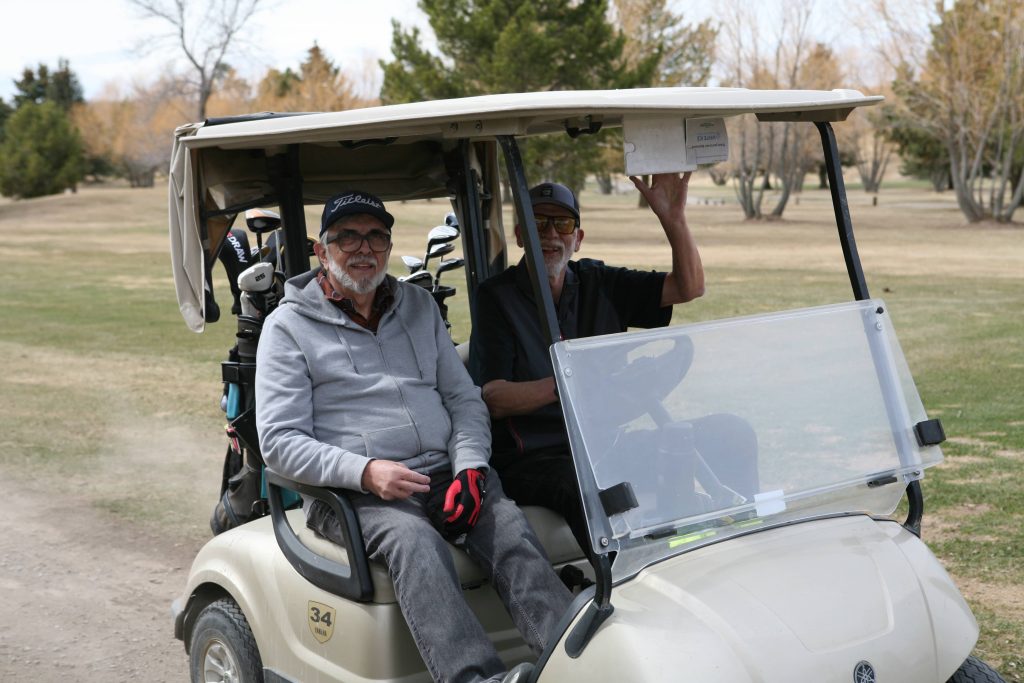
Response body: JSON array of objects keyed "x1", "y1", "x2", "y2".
[
  {"x1": 210, "y1": 213, "x2": 300, "y2": 535},
  {"x1": 210, "y1": 316, "x2": 277, "y2": 534}
]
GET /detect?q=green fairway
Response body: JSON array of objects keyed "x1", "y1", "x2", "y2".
[{"x1": 0, "y1": 180, "x2": 1020, "y2": 674}]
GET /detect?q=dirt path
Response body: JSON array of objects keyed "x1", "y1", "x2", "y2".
[{"x1": 0, "y1": 482, "x2": 197, "y2": 681}]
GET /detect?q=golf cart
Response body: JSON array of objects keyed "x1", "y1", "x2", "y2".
[{"x1": 168, "y1": 88, "x2": 1004, "y2": 682}]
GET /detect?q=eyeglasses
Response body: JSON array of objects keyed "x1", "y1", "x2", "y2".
[
  {"x1": 533, "y1": 214, "x2": 578, "y2": 235},
  {"x1": 325, "y1": 229, "x2": 392, "y2": 253}
]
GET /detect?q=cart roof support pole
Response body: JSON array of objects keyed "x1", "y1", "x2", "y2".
[
  {"x1": 497, "y1": 136, "x2": 561, "y2": 347},
  {"x1": 453, "y1": 140, "x2": 489, "y2": 311},
  {"x1": 816, "y1": 121, "x2": 924, "y2": 535},
  {"x1": 269, "y1": 144, "x2": 309, "y2": 279},
  {"x1": 816, "y1": 121, "x2": 870, "y2": 301}
]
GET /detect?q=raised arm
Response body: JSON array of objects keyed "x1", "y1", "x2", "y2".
[{"x1": 630, "y1": 172, "x2": 706, "y2": 306}]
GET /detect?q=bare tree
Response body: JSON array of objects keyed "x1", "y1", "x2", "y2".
[
  {"x1": 73, "y1": 78, "x2": 185, "y2": 186},
  {"x1": 254, "y1": 44, "x2": 371, "y2": 113},
  {"x1": 719, "y1": 0, "x2": 824, "y2": 220},
  {"x1": 845, "y1": 101, "x2": 893, "y2": 195},
  {"x1": 871, "y1": 0, "x2": 1024, "y2": 223},
  {"x1": 609, "y1": 0, "x2": 717, "y2": 201},
  {"x1": 129, "y1": 0, "x2": 262, "y2": 121},
  {"x1": 204, "y1": 67, "x2": 260, "y2": 117},
  {"x1": 855, "y1": 123, "x2": 891, "y2": 195},
  {"x1": 718, "y1": 2, "x2": 768, "y2": 218}
]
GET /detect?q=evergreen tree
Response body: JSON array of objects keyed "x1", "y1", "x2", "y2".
[
  {"x1": 613, "y1": 0, "x2": 716, "y2": 87},
  {"x1": 12, "y1": 65, "x2": 48, "y2": 108},
  {"x1": 383, "y1": 0, "x2": 633, "y2": 102},
  {"x1": 13, "y1": 59, "x2": 84, "y2": 111},
  {"x1": 0, "y1": 102, "x2": 86, "y2": 199},
  {"x1": 381, "y1": 0, "x2": 646, "y2": 190},
  {"x1": 0, "y1": 98, "x2": 12, "y2": 141},
  {"x1": 882, "y1": 100, "x2": 950, "y2": 192}
]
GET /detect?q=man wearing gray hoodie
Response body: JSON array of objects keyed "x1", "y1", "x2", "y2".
[{"x1": 255, "y1": 190, "x2": 572, "y2": 683}]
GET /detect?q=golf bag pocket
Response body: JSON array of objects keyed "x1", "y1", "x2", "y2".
[{"x1": 211, "y1": 452, "x2": 266, "y2": 535}]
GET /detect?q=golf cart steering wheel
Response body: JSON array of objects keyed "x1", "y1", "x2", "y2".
[{"x1": 602, "y1": 336, "x2": 695, "y2": 428}]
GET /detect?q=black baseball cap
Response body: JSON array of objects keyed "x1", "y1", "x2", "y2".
[
  {"x1": 529, "y1": 182, "x2": 579, "y2": 221},
  {"x1": 320, "y1": 190, "x2": 395, "y2": 236}
]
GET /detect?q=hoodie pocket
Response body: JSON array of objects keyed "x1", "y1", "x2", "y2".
[
  {"x1": 414, "y1": 337, "x2": 438, "y2": 385},
  {"x1": 362, "y1": 423, "x2": 420, "y2": 461}
]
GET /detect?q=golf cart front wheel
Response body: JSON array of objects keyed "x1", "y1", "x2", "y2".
[
  {"x1": 190, "y1": 598, "x2": 263, "y2": 683},
  {"x1": 948, "y1": 656, "x2": 1006, "y2": 683}
]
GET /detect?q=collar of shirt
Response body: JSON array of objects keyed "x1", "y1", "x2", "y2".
[
  {"x1": 316, "y1": 269, "x2": 396, "y2": 331},
  {"x1": 510, "y1": 256, "x2": 581, "y2": 342},
  {"x1": 513, "y1": 256, "x2": 579, "y2": 318}
]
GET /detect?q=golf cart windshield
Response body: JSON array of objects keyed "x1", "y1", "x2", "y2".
[{"x1": 552, "y1": 299, "x2": 943, "y2": 581}]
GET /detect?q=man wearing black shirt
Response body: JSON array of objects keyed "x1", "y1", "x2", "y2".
[{"x1": 468, "y1": 173, "x2": 709, "y2": 557}]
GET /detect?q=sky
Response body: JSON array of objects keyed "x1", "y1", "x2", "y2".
[
  {"x1": 1, "y1": 0, "x2": 431, "y2": 102},
  {"x1": 1, "y1": 0, "x2": 894, "y2": 105}
]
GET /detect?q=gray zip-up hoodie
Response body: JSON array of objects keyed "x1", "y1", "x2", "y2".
[{"x1": 255, "y1": 270, "x2": 490, "y2": 494}]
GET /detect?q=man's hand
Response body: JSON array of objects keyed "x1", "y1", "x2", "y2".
[
  {"x1": 630, "y1": 172, "x2": 705, "y2": 305},
  {"x1": 442, "y1": 468, "x2": 486, "y2": 537},
  {"x1": 361, "y1": 460, "x2": 431, "y2": 500},
  {"x1": 630, "y1": 172, "x2": 691, "y2": 229}
]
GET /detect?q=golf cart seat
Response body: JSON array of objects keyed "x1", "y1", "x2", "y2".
[
  {"x1": 268, "y1": 471, "x2": 584, "y2": 604},
  {"x1": 455, "y1": 340, "x2": 470, "y2": 366},
  {"x1": 291, "y1": 506, "x2": 583, "y2": 604}
]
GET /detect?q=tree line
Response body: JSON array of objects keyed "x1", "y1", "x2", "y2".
[{"x1": 0, "y1": 0, "x2": 1020, "y2": 223}]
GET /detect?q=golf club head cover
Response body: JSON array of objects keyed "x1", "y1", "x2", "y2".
[
  {"x1": 443, "y1": 468, "x2": 486, "y2": 536},
  {"x1": 218, "y1": 228, "x2": 253, "y2": 314}
]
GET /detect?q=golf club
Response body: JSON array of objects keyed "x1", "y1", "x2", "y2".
[
  {"x1": 401, "y1": 255, "x2": 424, "y2": 273},
  {"x1": 422, "y1": 224, "x2": 459, "y2": 265},
  {"x1": 244, "y1": 208, "x2": 281, "y2": 255},
  {"x1": 398, "y1": 270, "x2": 433, "y2": 289},
  {"x1": 433, "y1": 257, "x2": 465, "y2": 291}
]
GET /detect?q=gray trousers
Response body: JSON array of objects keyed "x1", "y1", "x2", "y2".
[{"x1": 308, "y1": 468, "x2": 573, "y2": 683}]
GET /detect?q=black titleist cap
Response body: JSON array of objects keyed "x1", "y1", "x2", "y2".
[
  {"x1": 320, "y1": 190, "x2": 395, "y2": 236},
  {"x1": 529, "y1": 182, "x2": 580, "y2": 221}
]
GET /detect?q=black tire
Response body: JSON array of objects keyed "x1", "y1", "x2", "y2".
[
  {"x1": 189, "y1": 598, "x2": 263, "y2": 683},
  {"x1": 948, "y1": 656, "x2": 1006, "y2": 683}
]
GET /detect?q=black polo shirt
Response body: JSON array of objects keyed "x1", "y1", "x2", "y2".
[{"x1": 468, "y1": 257, "x2": 671, "y2": 467}]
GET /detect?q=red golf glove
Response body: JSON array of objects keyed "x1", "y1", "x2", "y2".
[{"x1": 443, "y1": 468, "x2": 486, "y2": 536}]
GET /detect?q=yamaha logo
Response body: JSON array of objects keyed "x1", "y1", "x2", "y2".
[{"x1": 853, "y1": 661, "x2": 876, "y2": 683}]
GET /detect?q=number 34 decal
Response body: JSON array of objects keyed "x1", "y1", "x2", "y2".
[{"x1": 308, "y1": 601, "x2": 336, "y2": 644}]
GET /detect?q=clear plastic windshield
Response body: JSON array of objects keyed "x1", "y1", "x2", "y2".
[{"x1": 551, "y1": 300, "x2": 943, "y2": 580}]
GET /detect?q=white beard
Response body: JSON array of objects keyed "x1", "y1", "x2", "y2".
[
  {"x1": 328, "y1": 256, "x2": 386, "y2": 295},
  {"x1": 542, "y1": 242, "x2": 572, "y2": 279}
]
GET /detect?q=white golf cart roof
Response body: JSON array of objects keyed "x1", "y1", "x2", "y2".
[
  {"x1": 169, "y1": 86, "x2": 882, "y2": 331},
  {"x1": 177, "y1": 87, "x2": 879, "y2": 148}
]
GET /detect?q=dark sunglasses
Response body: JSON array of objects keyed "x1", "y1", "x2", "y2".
[
  {"x1": 533, "y1": 214, "x2": 578, "y2": 235},
  {"x1": 325, "y1": 229, "x2": 392, "y2": 253}
]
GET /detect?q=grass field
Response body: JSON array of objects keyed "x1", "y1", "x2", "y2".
[{"x1": 1, "y1": 177, "x2": 1021, "y2": 677}]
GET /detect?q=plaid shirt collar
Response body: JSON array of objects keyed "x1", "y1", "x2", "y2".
[{"x1": 316, "y1": 269, "x2": 396, "y2": 331}]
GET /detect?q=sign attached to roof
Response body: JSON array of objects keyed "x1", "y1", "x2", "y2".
[
  {"x1": 685, "y1": 118, "x2": 729, "y2": 167},
  {"x1": 622, "y1": 116, "x2": 729, "y2": 175}
]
